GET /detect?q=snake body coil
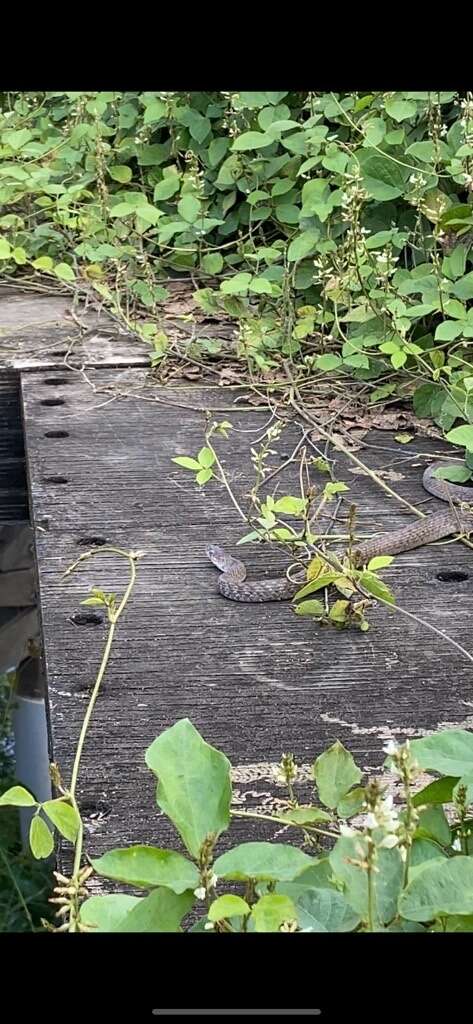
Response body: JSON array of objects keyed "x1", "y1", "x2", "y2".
[{"x1": 207, "y1": 462, "x2": 473, "y2": 603}]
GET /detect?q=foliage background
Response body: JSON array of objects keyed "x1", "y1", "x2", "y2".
[{"x1": 1, "y1": 90, "x2": 473, "y2": 464}]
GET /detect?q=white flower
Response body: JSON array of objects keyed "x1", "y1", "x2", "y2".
[
  {"x1": 204, "y1": 921, "x2": 215, "y2": 930},
  {"x1": 383, "y1": 740, "x2": 399, "y2": 757},
  {"x1": 379, "y1": 833, "x2": 399, "y2": 849},
  {"x1": 193, "y1": 886, "x2": 206, "y2": 900},
  {"x1": 452, "y1": 837, "x2": 462, "y2": 852}
]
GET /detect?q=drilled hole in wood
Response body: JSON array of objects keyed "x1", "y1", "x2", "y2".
[
  {"x1": 44, "y1": 430, "x2": 69, "y2": 438},
  {"x1": 80, "y1": 800, "x2": 111, "y2": 819},
  {"x1": 50, "y1": 350, "x2": 65, "y2": 357},
  {"x1": 70, "y1": 612, "x2": 103, "y2": 626},
  {"x1": 43, "y1": 377, "x2": 73, "y2": 386},
  {"x1": 76, "y1": 536, "x2": 107, "y2": 547},
  {"x1": 41, "y1": 398, "x2": 65, "y2": 407},
  {"x1": 436, "y1": 570, "x2": 469, "y2": 583},
  {"x1": 43, "y1": 475, "x2": 68, "y2": 484}
]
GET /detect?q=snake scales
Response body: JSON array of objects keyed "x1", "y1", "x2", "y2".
[{"x1": 207, "y1": 462, "x2": 473, "y2": 603}]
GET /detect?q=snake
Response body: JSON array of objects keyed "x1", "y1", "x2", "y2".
[{"x1": 206, "y1": 462, "x2": 473, "y2": 603}]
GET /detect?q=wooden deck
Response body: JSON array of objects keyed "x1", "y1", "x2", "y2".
[
  {"x1": 19, "y1": 366, "x2": 473, "y2": 876},
  {"x1": 2, "y1": 289, "x2": 473, "y2": 885}
]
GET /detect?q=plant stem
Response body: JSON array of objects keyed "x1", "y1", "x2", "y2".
[
  {"x1": 231, "y1": 808, "x2": 338, "y2": 840},
  {"x1": 62, "y1": 546, "x2": 139, "y2": 882}
]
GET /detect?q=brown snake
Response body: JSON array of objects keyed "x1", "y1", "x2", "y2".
[{"x1": 207, "y1": 462, "x2": 473, "y2": 602}]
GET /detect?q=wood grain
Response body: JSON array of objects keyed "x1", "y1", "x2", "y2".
[{"x1": 20, "y1": 368, "x2": 473, "y2": 881}]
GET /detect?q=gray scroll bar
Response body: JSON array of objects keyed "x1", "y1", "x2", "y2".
[{"x1": 152, "y1": 1012, "x2": 321, "y2": 1017}]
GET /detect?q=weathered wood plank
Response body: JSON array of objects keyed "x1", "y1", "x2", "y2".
[
  {"x1": 20, "y1": 368, "x2": 473, "y2": 878},
  {"x1": 0, "y1": 292, "x2": 149, "y2": 369}
]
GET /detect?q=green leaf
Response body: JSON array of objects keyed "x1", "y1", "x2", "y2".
[
  {"x1": 329, "y1": 836, "x2": 403, "y2": 924},
  {"x1": 220, "y1": 272, "x2": 252, "y2": 295},
  {"x1": 277, "y1": 884, "x2": 360, "y2": 932},
  {"x1": 416, "y1": 806, "x2": 451, "y2": 847},
  {"x1": 232, "y1": 132, "x2": 274, "y2": 152},
  {"x1": 412, "y1": 776, "x2": 457, "y2": 808},
  {"x1": 12, "y1": 247, "x2": 27, "y2": 264},
  {"x1": 294, "y1": 573, "x2": 338, "y2": 601},
  {"x1": 385, "y1": 98, "x2": 417, "y2": 122},
  {"x1": 197, "y1": 447, "x2": 215, "y2": 469},
  {"x1": 0, "y1": 785, "x2": 36, "y2": 807},
  {"x1": 145, "y1": 719, "x2": 232, "y2": 859},
  {"x1": 433, "y1": 465, "x2": 471, "y2": 484},
  {"x1": 143, "y1": 100, "x2": 166, "y2": 124},
  {"x1": 208, "y1": 137, "x2": 230, "y2": 167},
  {"x1": 358, "y1": 572, "x2": 395, "y2": 604},
  {"x1": 196, "y1": 468, "x2": 213, "y2": 486},
  {"x1": 29, "y1": 815, "x2": 54, "y2": 859},
  {"x1": 367, "y1": 555, "x2": 394, "y2": 571},
  {"x1": 435, "y1": 320, "x2": 465, "y2": 342},
  {"x1": 213, "y1": 842, "x2": 315, "y2": 883},
  {"x1": 336, "y1": 787, "x2": 366, "y2": 819},
  {"x1": 201, "y1": 253, "x2": 224, "y2": 275},
  {"x1": 272, "y1": 496, "x2": 307, "y2": 517},
  {"x1": 413, "y1": 383, "x2": 437, "y2": 418},
  {"x1": 172, "y1": 456, "x2": 202, "y2": 471},
  {"x1": 391, "y1": 350, "x2": 407, "y2": 370},
  {"x1": 91, "y1": 844, "x2": 199, "y2": 893},
  {"x1": 250, "y1": 894, "x2": 296, "y2": 932},
  {"x1": 248, "y1": 277, "x2": 273, "y2": 295},
  {"x1": 154, "y1": 176, "x2": 180, "y2": 202},
  {"x1": 177, "y1": 195, "x2": 201, "y2": 223},
  {"x1": 208, "y1": 895, "x2": 250, "y2": 921},
  {"x1": 452, "y1": 272, "x2": 473, "y2": 302},
  {"x1": 115, "y1": 887, "x2": 194, "y2": 933},
  {"x1": 313, "y1": 741, "x2": 362, "y2": 809},
  {"x1": 400, "y1": 857, "x2": 473, "y2": 922},
  {"x1": 42, "y1": 800, "x2": 80, "y2": 842},
  {"x1": 357, "y1": 152, "x2": 407, "y2": 201},
  {"x1": 32, "y1": 255, "x2": 54, "y2": 271},
  {"x1": 79, "y1": 894, "x2": 141, "y2": 932},
  {"x1": 315, "y1": 354, "x2": 342, "y2": 371},
  {"x1": 278, "y1": 807, "x2": 332, "y2": 826},
  {"x1": 443, "y1": 245, "x2": 467, "y2": 281},
  {"x1": 53, "y1": 262, "x2": 75, "y2": 282},
  {"x1": 445, "y1": 425, "x2": 473, "y2": 450},
  {"x1": 287, "y1": 230, "x2": 320, "y2": 262},
  {"x1": 434, "y1": 915, "x2": 473, "y2": 933},
  {"x1": 108, "y1": 164, "x2": 132, "y2": 184},
  {"x1": 294, "y1": 599, "x2": 325, "y2": 617},
  {"x1": 109, "y1": 202, "x2": 135, "y2": 218},
  {"x1": 410, "y1": 730, "x2": 473, "y2": 777}
]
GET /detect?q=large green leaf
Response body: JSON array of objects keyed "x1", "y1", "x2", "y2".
[
  {"x1": 313, "y1": 741, "x2": 362, "y2": 809},
  {"x1": 232, "y1": 132, "x2": 274, "y2": 151},
  {"x1": 410, "y1": 730, "x2": 473, "y2": 776},
  {"x1": 91, "y1": 845, "x2": 199, "y2": 893},
  {"x1": 277, "y1": 884, "x2": 360, "y2": 932},
  {"x1": 115, "y1": 887, "x2": 194, "y2": 932},
  {"x1": 79, "y1": 894, "x2": 141, "y2": 932},
  {"x1": 250, "y1": 894, "x2": 296, "y2": 932},
  {"x1": 329, "y1": 836, "x2": 403, "y2": 925},
  {"x1": 214, "y1": 842, "x2": 315, "y2": 882},
  {"x1": 357, "y1": 152, "x2": 407, "y2": 201},
  {"x1": 400, "y1": 856, "x2": 473, "y2": 921},
  {"x1": 145, "y1": 719, "x2": 232, "y2": 859}
]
